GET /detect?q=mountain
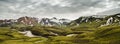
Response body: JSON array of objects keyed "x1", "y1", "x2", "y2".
[
  {"x1": 39, "y1": 17, "x2": 71, "y2": 26},
  {"x1": 70, "y1": 13, "x2": 120, "y2": 27},
  {"x1": 69, "y1": 16, "x2": 104, "y2": 26},
  {"x1": 0, "y1": 19, "x2": 17, "y2": 27},
  {"x1": 17, "y1": 16, "x2": 38, "y2": 26},
  {"x1": 0, "y1": 16, "x2": 39, "y2": 27},
  {"x1": 0, "y1": 16, "x2": 71, "y2": 27},
  {"x1": 104, "y1": 13, "x2": 120, "y2": 25},
  {"x1": 0, "y1": 13, "x2": 120, "y2": 27},
  {"x1": 17, "y1": 16, "x2": 71, "y2": 26}
]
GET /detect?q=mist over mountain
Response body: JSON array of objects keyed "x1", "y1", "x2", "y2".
[{"x1": 0, "y1": 0, "x2": 120, "y2": 20}]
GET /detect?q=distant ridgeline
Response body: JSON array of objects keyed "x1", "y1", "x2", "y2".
[
  {"x1": 70, "y1": 13, "x2": 120, "y2": 26},
  {"x1": 0, "y1": 13, "x2": 120, "y2": 27},
  {"x1": 0, "y1": 16, "x2": 71, "y2": 27}
]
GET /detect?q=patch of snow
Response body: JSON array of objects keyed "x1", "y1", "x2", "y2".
[
  {"x1": 86, "y1": 18, "x2": 89, "y2": 22},
  {"x1": 80, "y1": 18, "x2": 86, "y2": 22},
  {"x1": 66, "y1": 34, "x2": 77, "y2": 37},
  {"x1": 39, "y1": 17, "x2": 71, "y2": 26},
  {"x1": 115, "y1": 19, "x2": 119, "y2": 22},
  {"x1": 100, "y1": 17, "x2": 114, "y2": 27},
  {"x1": 59, "y1": 19, "x2": 71, "y2": 23},
  {"x1": 106, "y1": 17, "x2": 113, "y2": 25},
  {"x1": 19, "y1": 31, "x2": 36, "y2": 37},
  {"x1": 96, "y1": 19, "x2": 101, "y2": 22},
  {"x1": 25, "y1": 31, "x2": 35, "y2": 37}
]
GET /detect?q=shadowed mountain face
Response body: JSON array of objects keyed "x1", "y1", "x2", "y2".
[{"x1": 70, "y1": 13, "x2": 120, "y2": 26}]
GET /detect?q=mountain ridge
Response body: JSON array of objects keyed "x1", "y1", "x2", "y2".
[{"x1": 0, "y1": 13, "x2": 120, "y2": 27}]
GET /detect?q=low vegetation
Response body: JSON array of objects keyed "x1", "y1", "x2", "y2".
[{"x1": 0, "y1": 21, "x2": 120, "y2": 44}]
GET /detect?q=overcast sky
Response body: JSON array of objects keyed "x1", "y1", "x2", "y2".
[{"x1": 0, "y1": 0, "x2": 120, "y2": 20}]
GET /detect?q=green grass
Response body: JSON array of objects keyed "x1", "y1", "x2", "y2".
[
  {"x1": 0, "y1": 21, "x2": 120, "y2": 44},
  {"x1": 88, "y1": 25, "x2": 120, "y2": 44}
]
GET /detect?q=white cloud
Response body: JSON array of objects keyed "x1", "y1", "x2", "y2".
[
  {"x1": 48, "y1": 0, "x2": 71, "y2": 7},
  {"x1": 79, "y1": 0, "x2": 120, "y2": 15},
  {"x1": 0, "y1": 0, "x2": 120, "y2": 20}
]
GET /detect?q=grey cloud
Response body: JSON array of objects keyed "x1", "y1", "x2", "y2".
[{"x1": 0, "y1": 0, "x2": 120, "y2": 20}]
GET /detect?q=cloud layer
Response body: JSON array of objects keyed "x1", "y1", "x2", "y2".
[{"x1": 0, "y1": 0, "x2": 120, "y2": 20}]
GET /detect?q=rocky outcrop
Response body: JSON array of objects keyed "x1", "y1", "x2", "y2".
[{"x1": 17, "y1": 16, "x2": 38, "y2": 26}]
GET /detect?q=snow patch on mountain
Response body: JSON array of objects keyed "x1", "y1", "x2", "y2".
[
  {"x1": 106, "y1": 17, "x2": 114, "y2": 25},
  {"x1": 39, "y1": 17, "x2": 71, "y2": 26}
]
